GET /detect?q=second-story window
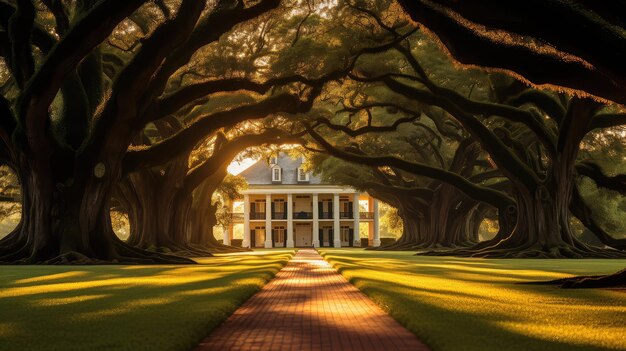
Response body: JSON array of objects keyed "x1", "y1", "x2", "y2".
[
  {"x1": 272, "y1": 166, "x2": 281, "y2": 182},
  {"x1": 297, "y1": 167, "x2": 309, "y2": 181}
]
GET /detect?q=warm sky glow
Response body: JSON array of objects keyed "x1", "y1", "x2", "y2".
[{"x1": 227, "y1": 158, "x2": 257, "y2": 175}]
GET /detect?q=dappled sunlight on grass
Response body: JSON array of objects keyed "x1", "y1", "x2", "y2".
[
  {"x1": 320, "y1": 249, "x2": 626, "y2": 351},
  {"x1": 0, "y1": 249, "x2": 295, "y2": 351},
  {"x1": 33, "y1": 294, "x2": 110, "y2": 307},
  {"x1": 14, "y1": 271, "x2": 91, "y2": 284}
]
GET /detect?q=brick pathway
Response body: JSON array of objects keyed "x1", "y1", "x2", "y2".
[{"x1": 195, "y1": 249, "x2": 429, "y2": 351}]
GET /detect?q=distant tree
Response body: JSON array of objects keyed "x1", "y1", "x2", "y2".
[
  {"x1": 115, "y1": 120, "x2": 302, "y2": 256},
  {"x1": 0, "y1": 166, "x2": 20, "y2": 220}
]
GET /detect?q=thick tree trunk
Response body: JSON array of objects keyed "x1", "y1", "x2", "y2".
[
  {"x1": 424, "y1": 186, "x2": 478, "y2": 248},
  {"x1": 372, "y1": 185, "x2": 482, "y2": 251},
  {"x1": 116, "y1": 166, "x2": 214, "y2": 257},
  {"x1": 116, "y1": 165, "x2": 246, "y2": 256},
  {"x1": 0, "y1": 157, "x2": 193, "y2": 264},
  {"x1": 369, "y1": 192, "x2": 428, "y2": 251},
  {"x1": 179, "y1": 172, "x2": 248, "y2": 253},
  {"x1": 425, "y1": 101, "x2": 624, "y2": 259}
]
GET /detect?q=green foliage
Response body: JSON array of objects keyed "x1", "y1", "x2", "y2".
[
  {"x1": 578, "y1": 178, "x2": 626, "y2": 239},
  {"x1": 380, "y1": 202, "x2": 403, "y2": 238},
  {"x1": 214, "y1": 174, "x2": 248, "y2": 226},
  {"x1": 578, "y1": 126, "x2": 626, "y2": 238},
  {"x1": 0, "y1": 166, "x2": 20, "y2": 238}
]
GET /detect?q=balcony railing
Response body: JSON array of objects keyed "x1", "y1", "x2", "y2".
[
  {"x1": 293, "y1": 211, "x2": 313, "y2": 219},
  {"x1": 230, "y1": 211, "x2": 375, "y2": 221},
  {"x1": 249, "y1": 212, "x2": 266, "y2": 220},
  {"x1": 359, "y1": 211, "x2": 374, "y2": 219},
  {"x1": 319, "y1": 212, "x2": 333, "y2": 219},
  {"x1": 272, "y1": 212, "x2": 287, "y2": 220}
]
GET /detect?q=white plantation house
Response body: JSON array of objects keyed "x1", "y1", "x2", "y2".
[{"x1": 224, "y1": 154, "x2": 381, "y2": 248}]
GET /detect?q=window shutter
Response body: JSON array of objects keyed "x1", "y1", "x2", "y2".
[
  {"x1": 319, "y1": 229, "x2": 324, "y2": 247},
  {"x1": 349, "y1": 229, "x2": 354, "y2": 247}
]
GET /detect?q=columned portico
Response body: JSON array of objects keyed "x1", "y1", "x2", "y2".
[
  {"x1": 333, "y1": 193, "x2": 341, "y2": 248},
  {"x1": 264, "y1": 194, "x2": 273, "y2": 248},
  {"x1": 286, "y1": 193, "x2": 294, "y2": 247},
  {"x1": 243, "y1": 194, "x2": 250, "y2": 248},
  {"x1": 234, "y1": 153, "x2": 380, "y2": 249}
]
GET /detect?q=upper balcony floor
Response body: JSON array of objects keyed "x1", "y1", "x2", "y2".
[{"x1": 227, "y1": 191, "x2": 378, "y2": 222}]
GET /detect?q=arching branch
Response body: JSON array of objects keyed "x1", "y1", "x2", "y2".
[
  {"x1": 20, "y1": 0, "x2": 147, "y2": 151},
  {"x1": 123, "y1": 93, "x2": 311, "y2": 173},
  {"x1": 182, "y1": 130, "x2": 303, "y2": 194},
  {"x1": 395, "y1": 0, "x2": 626, "y2": 105},
  {"x1": 306, "y1": 128, "x2": 515, "y2": 210},
  {"x1": 381, "y1": 76, "x2": 540, "y2": 189}
]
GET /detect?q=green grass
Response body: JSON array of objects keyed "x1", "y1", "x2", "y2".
[
  {"x1": 319, "y1": 249, "x2": 626, "y2": 351},
  {"x1": 0, "y1": 249, "x2": 295, "y2": 351}
]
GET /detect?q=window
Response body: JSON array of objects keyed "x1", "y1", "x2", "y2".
[
  {"x1": 342, "y1": 202, "x2": 351, "y2": 212},
  {"x1": 274, "y1": 226, "x2": 285, "y2": 242},
  {"x1": 340, "y1": 226, "x2": 350, "y2": 242},
  {"x1": 297, "y1": 167, "x2": 309, "y2": 181},
  {"x1": 269, "y1": 156, "x2": 277, "y2": 165},
  {"x1": 272, "y1": 166, "x2": 281, "y2": 182}
]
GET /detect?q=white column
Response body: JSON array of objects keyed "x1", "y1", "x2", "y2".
[
  {"x1": 223, "y1": 225, "x2": 231, "y2": 246},
  {"x1": 373, "y1": 198, "x2": 381, "y2": 247},
  {"x1": 312, "y1": 193, "x2": 319, "y2": 248},
  {"x1": 286, "y1": 193, "x2": 294, "y2": 247},
  {"x1": 264, "y1": 194, "x2": 272, "y2": 248},
  {"x1": 353, "y1": 193, "x2": 360, "y2": 247},
  {"x1": 242, "y1": 194, "x2": 250, "y2": 248},
  {"x1": 333, "y1": 193, "x2": 341, "y2": 248}
]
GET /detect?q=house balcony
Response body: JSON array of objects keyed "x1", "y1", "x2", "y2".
[
  {"x1": 360, "y1": 211, "x2": 374, "y2": 219},
  {"x1": 319, "y1": 212, "x2": 333, "y2": 219},
  {"x1": 230, "y1": 211, "x2": 376, "y2": 222},
  {"x1": 273, "y1": 212, "x2": 287, "y2": 220},
  {"x1": 249, "y1": 212, "x2": 266, "y2": 220},
  {"x1": 293, "y1": 211, "x2": 313, "y2": 219}
]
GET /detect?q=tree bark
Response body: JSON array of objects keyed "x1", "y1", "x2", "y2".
[
  {"x1": 433, "y1": 101, "x2": 625, "y2": 258},
  {"x1": 0, "y1": 155, "x2": 193, "y2": 264}
]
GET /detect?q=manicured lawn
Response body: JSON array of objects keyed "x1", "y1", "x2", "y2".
[
  {"x1": 0, "y1": 249, "x2": 294, "y2": 351},
  {"x1": 319, "y1": 249, "x2": 626, "y2": 351}
]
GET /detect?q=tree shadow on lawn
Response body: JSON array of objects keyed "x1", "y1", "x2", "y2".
[
  {"x1": 320, "y1": 249, "x2": 626, "y2": 351},
  {"x1": 0, "y1": 251, "x2": 294, "y2": 351}
]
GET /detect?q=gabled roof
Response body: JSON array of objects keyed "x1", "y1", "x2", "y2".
[{"x1": 239, "y1": 153, "x2": 324, "y2": 185}]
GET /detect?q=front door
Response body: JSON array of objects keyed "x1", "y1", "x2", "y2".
[
  {"x1": 295, "y1": 225, "x2": 312, "y2": 247},
  {"x1": 254, "y1": 227, "x2": 265, "y2": 248},
  {"x1": 321, "y1": 226, "x2": 333, "y2": 247}
]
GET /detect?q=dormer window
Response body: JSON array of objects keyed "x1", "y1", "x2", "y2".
[
  {"x1": 297, "y1": 167, "x2": 309, "y2": 182},
  {"x1": 272, "y1": 165, "x2": 282, "y2": 182}
]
